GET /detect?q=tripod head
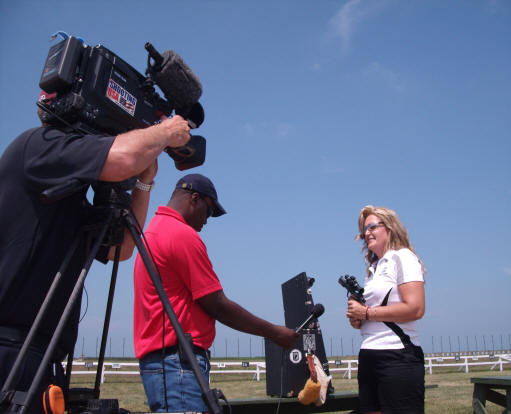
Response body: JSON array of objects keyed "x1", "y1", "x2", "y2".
[{"x1": 90, "y1": 180, "x2": 136, "y2": 249}]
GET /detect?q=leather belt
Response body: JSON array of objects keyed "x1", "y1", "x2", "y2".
[{"x1": 150, "y1": 344, "x2": 210, "y2": 361}]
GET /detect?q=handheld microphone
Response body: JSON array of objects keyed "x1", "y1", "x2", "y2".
[{"x1": 295, "y1": 304, "x2": 325, "y2": 333}]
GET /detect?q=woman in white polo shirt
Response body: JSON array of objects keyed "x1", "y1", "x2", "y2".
[{"x1": 346, "y1": 205, "x2": 426, "y2": 414}]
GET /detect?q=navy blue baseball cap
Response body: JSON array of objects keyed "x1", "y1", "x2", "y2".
[{"x1": 176, "y1": 174, "x2": 226, "y2": 217}]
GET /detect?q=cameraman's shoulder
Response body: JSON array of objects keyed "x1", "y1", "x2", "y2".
[
  {"x1": 21, "y1": 126, "x2": 67, "y2": 142},
  {"x1": 13, "y1": 126, "x2": 44, "y2": 141},
  {"x1": 2, "y1": 127, "x2": 44, "y2": 155}
]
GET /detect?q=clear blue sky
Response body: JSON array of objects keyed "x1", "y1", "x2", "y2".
[{"x1": 1, "y1": 0, "x2": 510, "y2": 358}]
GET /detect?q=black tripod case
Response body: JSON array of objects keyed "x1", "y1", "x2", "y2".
[{"x1": 0, "y1": 182, "x2": 227, "y2": 414}]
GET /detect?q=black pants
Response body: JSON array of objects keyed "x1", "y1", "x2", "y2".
[
  {"x1": 358, "y1": 345, "x2": 425, "y2": 414},
  {"x1": 0, "y1": 339, "x2": 65, "y2": 414}
]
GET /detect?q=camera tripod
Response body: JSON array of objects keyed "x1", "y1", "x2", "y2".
[{"x1": 0, "y1": 182, "x2": 227, "y2": 414}]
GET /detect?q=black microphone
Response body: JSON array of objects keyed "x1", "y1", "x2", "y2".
[
  {"x1": 144, "y1": 44, "x2": 206, "y2": 170},
  {"x1": 150, "y1": 48, "x2": 202, "y2": 114},
  {"x1": 295, "y1": 304, "x2": 325, "y2": 332}
]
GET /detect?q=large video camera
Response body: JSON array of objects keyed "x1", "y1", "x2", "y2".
[{"x1": 38, "y1": 35, "x2": 205, "y2": 170}]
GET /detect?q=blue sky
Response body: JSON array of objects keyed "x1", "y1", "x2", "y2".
[{"x1": 1, "y1": 0, "x2": 510, "y2": 358}]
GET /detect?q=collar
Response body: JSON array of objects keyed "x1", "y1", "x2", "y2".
[
  {"x1": 369, "y1": 250, "x2": 393, "y2": 275},
  {"x1": 380, "y1": 249, "x2": 396, "y2": 262},
  {"x1": 155, "y1": 206, "x2": 187, "y2": 224}
]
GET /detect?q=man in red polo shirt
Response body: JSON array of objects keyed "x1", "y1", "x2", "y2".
[{"x1": 133, "y1": 173, "x2": 298, "y2": 413}]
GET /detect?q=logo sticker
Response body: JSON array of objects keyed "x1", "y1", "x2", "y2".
[
  {"x1": 289, "y1": 349, "x2": 302, "y2": 364},
  {"x1": 106, "y1": 78, "x2": 136, "y2": 116},
  {"x1": 303, "y1": 334, "x2": 316, "y2": 352}
]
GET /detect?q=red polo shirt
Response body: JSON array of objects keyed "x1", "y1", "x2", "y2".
[{"x1": 133, "y1": 206, "x2": 223, "y2": 359}]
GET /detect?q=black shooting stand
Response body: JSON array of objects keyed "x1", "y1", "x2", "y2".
[{"x1": 0, "y1": 182, "x2": 226, "y2": 414}]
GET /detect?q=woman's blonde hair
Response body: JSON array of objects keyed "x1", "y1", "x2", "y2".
[{"x1": 356, "y1": 205, "x2": 425, "y2": 274}]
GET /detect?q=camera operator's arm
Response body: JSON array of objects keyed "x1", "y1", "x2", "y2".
[
  {"x1": 107, "y1": 160, "x2": 158, "y2": 261},
  {"x1": 101, "y1": 116, "x2": 188, "y2": 261},
  {"x1": 197, "y1": 290, "x2": 299, "y2": 349},
  {"x1": 99, "y1": 115, "x2": 189, "y2": 182}
]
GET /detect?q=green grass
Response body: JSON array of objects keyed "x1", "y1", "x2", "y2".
[{"x1": 70, "y1": 358, "x2": 510, "y2": 413}]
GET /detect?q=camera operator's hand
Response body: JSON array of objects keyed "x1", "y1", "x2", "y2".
[
  {"x1": 270, "y1": 325, "x2": 300, "y2": 349},
  {"x1": 158, "y1": 114, "x2": 190, "y2": 148}
]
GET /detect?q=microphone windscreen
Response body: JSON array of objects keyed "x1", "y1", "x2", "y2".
[
  {"x1": 312, "y1": 303, "x2": 325, "y2": 318},
  {"x1": 153, "y1": 49, "x2": 202, "y2": 110}
]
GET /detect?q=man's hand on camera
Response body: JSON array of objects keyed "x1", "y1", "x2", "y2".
[
  {"x1": 271, "y1": 325, "x2": 300, "y2": 349},
  {"x1": 159, "y1": 115, "x2": 190, "y2": 148}
]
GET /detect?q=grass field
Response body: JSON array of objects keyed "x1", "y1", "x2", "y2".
[{"x1": 70, "y1": 358, "x2": 510, "y2": 413}]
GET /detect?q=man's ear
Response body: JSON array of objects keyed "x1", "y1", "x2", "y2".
[{"x1": 189, "y1": 192, "x2": 201, "y2": 209}]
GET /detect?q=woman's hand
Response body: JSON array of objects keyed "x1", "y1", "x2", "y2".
[
  {"x1": 349, "y1": 317, "x2": 362, "y2": 329},
  {"x1": 346, "y1": 296, "x2": 367, "y2": 321}
]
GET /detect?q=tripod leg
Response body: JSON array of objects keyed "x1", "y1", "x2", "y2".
[
  {"x1": 1, "y1": 232, "x2": 81, "y2": 401},
  {"x1": 123, "y1": 211, "x2": 224, "y2": 414},
  {"x1": 94, "y1": 245, "x2": 121, "y2": 396},
  {"x1": 15, "y1": 211, "x2": 114, "y2": 414},
  {"x1": 64, "y1": 350, "x2": 74, "y2": 397}
]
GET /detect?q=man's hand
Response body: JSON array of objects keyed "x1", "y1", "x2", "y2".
[
  {"x1": 159, "y1": 115, "x2": 190, "y2": 148},
  {"x1": 270, "y1": 325, "x2": 300, "y2": 349}
]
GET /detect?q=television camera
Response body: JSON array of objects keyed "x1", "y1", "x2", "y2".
[{"x1": 38, "y1": 34, "x2": 206, "y2": 171}]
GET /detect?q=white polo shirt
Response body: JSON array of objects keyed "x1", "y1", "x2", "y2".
[{"x1": 360, "y1": 248, "x2": 424, "y2": 350}]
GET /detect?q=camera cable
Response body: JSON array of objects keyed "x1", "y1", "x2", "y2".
[
  {"x1": 275, "y1": 349, "x2": 285, "y2": 414},
  {"x1": 79, "y1": 285, "x2": 88, "y2": 323}
]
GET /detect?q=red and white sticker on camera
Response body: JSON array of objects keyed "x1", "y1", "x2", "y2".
[{"x1": 106, "y1": 78, "x2": 137, "y2": 116}]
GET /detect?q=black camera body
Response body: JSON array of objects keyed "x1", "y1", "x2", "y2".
[
  {"x1": 39, "y1": 36, "x2": 205, "y2": 170},
  {"x1": 338, "y1": 274, "x2": 366, "y2": 304}
]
